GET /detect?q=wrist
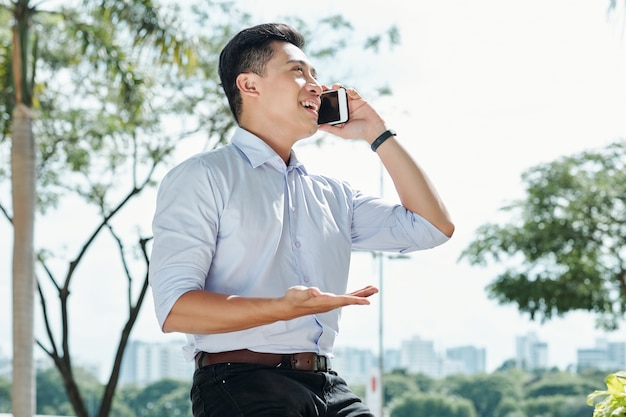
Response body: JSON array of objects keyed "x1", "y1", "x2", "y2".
[{"x1": 370, "y1": 129, "x2": 397, "y2": 152}]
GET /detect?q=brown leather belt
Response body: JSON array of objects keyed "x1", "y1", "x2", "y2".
[{"x1": 195, "y1": 349, "x2": 331, "y2": 372}]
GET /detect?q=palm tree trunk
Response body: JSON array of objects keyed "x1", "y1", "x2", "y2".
[
  {"x1": 11, "y1": 103, "x2": 36, "y2": 417},
  {"x1": 11, "y1": 2, "x2": 36, "y2": 414}
]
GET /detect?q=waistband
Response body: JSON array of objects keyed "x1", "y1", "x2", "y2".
[{"x1": 195, "y1": 349, "x2": 331, "y2": 372}]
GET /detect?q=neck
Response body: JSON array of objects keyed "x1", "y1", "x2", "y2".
[
  {"x1": 239, "y1": 121, "x2": 297, "y2": 164},
  {"x1": 240, "y1": 123, "x2": 294, "y2": 163}
]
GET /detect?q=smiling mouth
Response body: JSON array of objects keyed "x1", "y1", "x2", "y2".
[{"x1": 301, "y1": 100, "x2": 319, "y2": 113}]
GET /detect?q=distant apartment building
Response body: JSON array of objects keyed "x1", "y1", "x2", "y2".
[
  {"x1": 335, "y1": 336, "x2": 442, "y2": 380},
  {"x1": 383, "y1": 348, "x2": 402, "y2": 373},
  {"x1": 577, "y1": 339, "x2": 626, "y2": 372},
  {"x1": 394, "y1": 335, "x2": 486, "y2": 378},
  {"x1": 446, "y1": 345, "x2": 487, "y2": 375},
  {"x1": 401, "y1": 335, "x2": 440, "y2": 377},
  {"x1": 332, "y1": 345, "x2": 405, "y2": 386},
  {"x1": 332, "y1": 346, "x2": 377, "y2": 385},
  {"x1": 334, "y1": 339, "x2": 485, "y2": 385},
  {"x1": 516, "y1": 332, "x2": 548, "y2": 371},
  {"x1": 119, "y1": 340, "x2": 194, "y2": 386}
]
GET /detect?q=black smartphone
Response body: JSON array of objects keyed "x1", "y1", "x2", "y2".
[{"x1": 317, "y1": 87, "x2": 349, "y2": 125}]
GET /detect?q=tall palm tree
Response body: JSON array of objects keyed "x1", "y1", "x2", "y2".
[
  {"x1": 5, "y1": 0, "x2": 205, "y2": 414},
  {"x1": 10, "y1": 1, "x2": 36, "y2": 416}
]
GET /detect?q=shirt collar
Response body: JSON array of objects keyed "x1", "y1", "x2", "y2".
[{"x1": 231, "y1": 127, "x2": 307, "y2": 174}]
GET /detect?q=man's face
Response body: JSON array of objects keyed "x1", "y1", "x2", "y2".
[{"x1": 254, "y1": 41, "x2": 322, "y2": 139}]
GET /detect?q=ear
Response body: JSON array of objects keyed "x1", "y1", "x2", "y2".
[{"x1": 236, "y1": 72, "x2": 261, "y2": 98}]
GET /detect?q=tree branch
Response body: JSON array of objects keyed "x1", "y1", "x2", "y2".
[
  {"x1": 97, "y1": 236, "x2": 152, "y2": 417},
  {"x1": 35, "y1": 280, "x2": 59, "y2": 359},
  {"x1": 62, "y1": 158, "x2": 159, "y2": 293},
  {"x1": 105, "y1": 222, "x2": 133, "y2": 309},
  {"x1": 0, "y1": 202, "x2": 12, "y2": 224}
]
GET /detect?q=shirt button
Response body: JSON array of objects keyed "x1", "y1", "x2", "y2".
[
  {"x1": 295, "y1": 241, "x2": 301, "y2": 248},
  {"x1": 303, "y1": 277, "x2": 310, "y2": 283}
]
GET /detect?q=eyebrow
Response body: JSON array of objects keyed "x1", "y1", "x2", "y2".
[{"x1": 287, "y1": 59, "x2": 318, "y2": 78}]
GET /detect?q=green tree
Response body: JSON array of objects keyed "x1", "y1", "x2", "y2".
[
  {"x1": 36, "y1": 366, "x2": 103, "y2": 416},
  {"x1": 35, "y1": 366, "x2": 134, "y2": 417},
  {"x1": 1, "y1": 1, "x2": 219, "y2": 415},
  {"x1": 349, "y1": 383, "x2": 366, "y2": 400},
  {"x1": 136, "y1": 380, "x2": 190, "y2": 417},
  {"x1": 494, "y1": 397, "x2": 525, "y2": 417},
  {"x1": 496, "y1": 359, "x2": 520, "y2": 373},
  {"x1": 578, "y1": 368, "x2": 610, "y2": 388},
  {"x1": 524, "y1": 370, "x2": 599, "y2": 398},
  {"x1": 36, "y1": 367, "x2": 72, "y2": 416},
  {"x1": 523, "y1": 395, "x2": 590, "y2": 417},
  {"x1": 460, "y1": 141, "x2": 626, "y2": 330},
  {"x1": 0, "y1": 375, "x2": 10, "y2": 412},
  {"x1": 390, "y1": 392, "x2": 477, "y2": 417},
  {"x1": 112, "y1": 380, "x2": 190, "y2": 417},
  {"x1": 446, "y1": 372, "x2": 523, "y2": 417},
  {"x1": 383, "y1": 373, "x2": 420, "y2": 406},
  {"x1": 412, "y1": 372, "x2": 438, "y2": 393}
]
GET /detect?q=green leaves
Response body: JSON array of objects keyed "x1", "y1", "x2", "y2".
[
  {"x1": 390, "y1": 393, "x2": 477, "y2": 417},
  {"x1": 460, "y1": 140, "x2": 626, "y2": 330},
  {"x1": 587, "y1": 371, "x2": 626, "y2": 417}
]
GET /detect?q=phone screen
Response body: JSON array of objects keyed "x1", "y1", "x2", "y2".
[{"x1": 318, "y1": 88, "x2": 349, "y2": 125}]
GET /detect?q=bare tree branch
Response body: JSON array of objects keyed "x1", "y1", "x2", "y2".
[
  {"x1": 0, "y1": 202, "x2": 12, "y2": 224},
  {"x1": 35, "y1": 280, "x2": 58, "y2": 359},
  {"x1": 105, "y1": 222, "x2": 133, "y2": 309},
  {"x1": 97, "y1": 236, "x2": 152, "y2": 417}
]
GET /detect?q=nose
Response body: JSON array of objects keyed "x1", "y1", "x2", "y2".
[{"x1": 306, "y1": 77, "x2": 322, "y2": 95}]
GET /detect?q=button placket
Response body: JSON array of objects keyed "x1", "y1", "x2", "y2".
[{"x1": 285, "y1": 168, "x2": 310, "y2": 286}]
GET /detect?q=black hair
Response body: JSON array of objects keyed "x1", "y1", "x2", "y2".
[{"x1": 218, "y1": 23, "x2": 306, "y2": 124}]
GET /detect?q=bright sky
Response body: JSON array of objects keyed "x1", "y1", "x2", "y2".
[{"x1": 2, "y1": 0, "x2": 626, "y2": 375}]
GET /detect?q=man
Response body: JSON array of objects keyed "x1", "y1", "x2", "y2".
[{"x1": 149, "y1": 23, "x2": 454, "y2": 417}]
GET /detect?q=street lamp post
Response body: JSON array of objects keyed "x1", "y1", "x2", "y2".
[
  {"x1": 373, "y1": 155, "x2": 408, "y2": 416},
  {"x1": 375, "y1": 251, "x2": 409, "y2": 417},
  {"x1": 378, "y1": 252, "x2": 384, "y2": 417}
]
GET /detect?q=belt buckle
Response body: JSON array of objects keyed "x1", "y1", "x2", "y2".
[{"x1": 290, "y1": 353, "x2": 327, "y2": 372}]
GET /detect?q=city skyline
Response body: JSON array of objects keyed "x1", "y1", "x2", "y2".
[{"x1": 2, "y1": 331, "x2": 618, "y2": 387}]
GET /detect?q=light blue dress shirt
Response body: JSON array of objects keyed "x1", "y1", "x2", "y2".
[{"x1": 149, "y1": 127, "x2": 449, "y2": 360}]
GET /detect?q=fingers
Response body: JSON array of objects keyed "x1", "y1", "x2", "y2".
[
  {"x1": 285, "y1": 285, "x2": 376, "y2": 310},
  {"x1": 295, "y1": 285, "x2": 378, "y2": 299},
  {"x1": 326, "y1": 83, "x2": 360, "y2": 99},
  {"x1": 347, "y1": 285, "x2": 379, "y2": 297},
  {"x1": 345, "y1": 87, "x2": 361, "y2": 100},
  {"x1": 328, "y1": 83, "x2": 343, "y2": 91}
]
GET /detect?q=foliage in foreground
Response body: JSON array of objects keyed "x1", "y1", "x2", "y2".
[{"x1": 587, "y1": 371, "x2": 626, "y2": 417}]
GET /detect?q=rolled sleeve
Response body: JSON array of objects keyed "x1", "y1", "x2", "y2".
[
  {"x1": 351, "y1": 191, "x2": 449, "y2": 252},
  {"x1": 149, "y1": 265, "x2": 207, "y2": 329},
  {"x1": 148, "y1": 156, "x2": 219, "y2": 330}
]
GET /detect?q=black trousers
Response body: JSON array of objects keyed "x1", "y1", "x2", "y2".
[{"x1": 190, "y1": 362, "x2": 375, "y2": 417}]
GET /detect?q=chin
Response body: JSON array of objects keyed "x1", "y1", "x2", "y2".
[
  {"x1": 305, "y1": 126, "x2": 319, "y2": 138},
  {"x1": 294, "y1": 124, "x2": 318, "y2": 140}
]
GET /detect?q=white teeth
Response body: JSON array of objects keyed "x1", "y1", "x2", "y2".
[{"x1": 301, "y1": 101, "x2": 318, "y2": 112}]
